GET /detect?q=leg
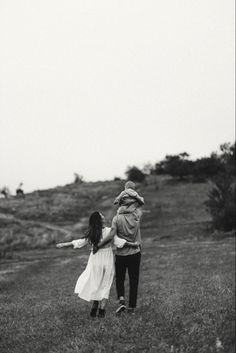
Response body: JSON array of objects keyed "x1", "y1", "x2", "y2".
[
  {"x1": 127, "y1": 252, "x2": 141, "y2": 309},
  {"x1": 115, "y1": 255, "x2": 127, "y2": 300},
  {"x1": 115, "y1": 255, "x2": 127, "y2": 315},
  {"x1": 92, "y1": 300, "x2": 99, "y2": 308},
  {"x1": 90, "y1": 300, "x2": 99, "y2": 317},
  {"x1": 100, "y1": 298, "x2": 107, "y2": 310},
  {"x1": 98, "y1": 298, "x2": 107, "y2": 318}
]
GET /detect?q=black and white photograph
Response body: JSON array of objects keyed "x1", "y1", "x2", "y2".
[{"x1": 0, "y1": 1, "x2": 235, "y2": 352}]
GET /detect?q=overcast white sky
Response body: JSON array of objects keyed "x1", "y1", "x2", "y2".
[{"x1": 0, "y1": 0, "x2": 235, "y2": 192}]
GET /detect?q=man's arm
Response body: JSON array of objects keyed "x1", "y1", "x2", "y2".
[
  {"x1": 93, "y1": 219, "x2": 117, "y2": 254},
  {"x1": 114, "y1": 235, "x2": 140, "y2": 249},
  {"x1": 97, "y1": 227, "x2": 116, "y2": 248}
]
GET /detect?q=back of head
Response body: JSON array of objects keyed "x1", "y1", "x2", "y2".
[
  {"x1": 125, "y1": 181, "x2": 136, "y2": 190},
  {"x1": 86, "y1": 211, "x2": 103, "y2": 246}
]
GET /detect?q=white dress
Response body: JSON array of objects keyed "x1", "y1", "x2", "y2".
[{"x1": 72, "y1": 227, "x2": 126, "y2": 302}]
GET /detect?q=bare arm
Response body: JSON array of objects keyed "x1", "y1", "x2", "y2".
[
  {"x1": 114, "y1": 191, "x2": 125, "y2": 205},
  {"x1": 135, "y1": 194, "x2": 145, "y2": 205},
  {"x1": 57, "y1": 237, "x2": 88, "y2": 249},
  {"x1": 56, "y1": 242, "x2": 73, "y2": 248},
  {"x1": 124, "y1": 241, "x2": 140, "y2": 248},
  {"x1": 96, "y1": 236, "x2": 139, "y2": 251}
]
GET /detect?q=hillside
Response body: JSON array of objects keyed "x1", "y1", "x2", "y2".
[{"x1": 0, "y1": 177, "x2": 212, "y2": 254}]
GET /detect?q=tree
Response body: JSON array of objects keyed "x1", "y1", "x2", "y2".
[
  {"x1": 154, "y1": 143, "x2": 235, "y2": 182},
  {"x1": 155, "y1": 153, "x2": 192, "y2": 179},
  {"x1": 192, "y1": 156, "x2": 224, "y2": 181},
  {"x1": 154, "y1": 160, "x2": 166, "y2": 175},
  {"x1": 219, "y1": 142, "x2": 235, "y2": 176},
  {"x1": 142, "y1": 163, "x2": 154, "y2": 175},
  {"x1": 125, "y1": 166, "x2": 146, "y2": 183}
]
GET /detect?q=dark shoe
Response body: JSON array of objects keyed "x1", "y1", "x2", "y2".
[
  {"x1": 97, "y1": 309, "x2": 106, "y2": 318},
  {"x1": 127, "y1": 307, "x2": 135, "y2": 314},
  {"x1": 116, "y1": 300, "x2": 126, "y2": 315},
  {"x1": 90, "y1": 301, "x2": 99, "y2": 317}
]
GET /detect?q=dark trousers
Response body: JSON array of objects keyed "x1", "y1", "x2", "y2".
[{"x1": 115, "y1": 252, "x2": 141, "y2": 308}]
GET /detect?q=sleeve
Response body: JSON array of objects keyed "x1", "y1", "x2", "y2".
[
  {"x1": 72, "y1": 238, "x2": 88, "y2": 249},
  {"x1": 126, "y1": 189, "x2": 144, "y2": 204},
  {"x1": 111, "y1": 216, "x2": 118, "y2": 232},
  {"x1": 135, "y1": 192, "x2": 145, "y2": 205},
  {"x1": 125, "y1": 189, "x2": 138, "y2": 197},
  {"x1": 104, "y1": 227, "x2": 111, "y2": 237},
  {"x1": 114, "y1": 191, "x2": 125, "y2": 205},
  {"x1": 114, "y1": 235, "x2": 126, "y2": 248}
]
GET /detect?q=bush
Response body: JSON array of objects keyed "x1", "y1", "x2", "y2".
[
  {"x1": 114, "y1": 177, "x2": 121, "y2": 181},
  {"x1": 74, "y1": 173, "x2": 84, "y2": 184},
  {"x1": 205, "y1": 173, "x2": 235, "y2": 231},
  {"x1": 125, "y1": 166, "x2": 146, "y2": 183}
]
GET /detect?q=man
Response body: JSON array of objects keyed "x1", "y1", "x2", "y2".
[{"x1": 95, "y1": 182, "x2": 144, "y2": 314}]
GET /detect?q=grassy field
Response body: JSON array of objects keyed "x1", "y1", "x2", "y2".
[{"x1": 0, "y1": 179, "x2": 235, "y2": 352}]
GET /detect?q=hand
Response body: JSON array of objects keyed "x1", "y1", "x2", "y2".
[
  {"x1": 126, "y1": 241, "x2": 140, "y2": 248},
  {"x1": 56, "y1": 243, "x2": 64, "y2": 248}
]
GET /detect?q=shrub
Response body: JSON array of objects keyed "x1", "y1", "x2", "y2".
[
  {"x1": 205, "y1": 173, "x2": 235, "y2": 231},
  {"x1": 114, "y1": 177, "x2": 121, "y2": 181}
]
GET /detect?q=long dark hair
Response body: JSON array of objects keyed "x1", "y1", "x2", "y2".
[{"x1": 85, "y1": 211, "x2": 103, "y2": 246}]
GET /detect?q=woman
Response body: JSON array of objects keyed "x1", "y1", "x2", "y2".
[{"x1": 56, "y1": 211, "x2": 139, "y2": 318}]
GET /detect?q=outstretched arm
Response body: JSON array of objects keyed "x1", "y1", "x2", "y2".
[
  {"x1": 57, "y1": 238, "x2": 88, "y2": 249},
  {"x1": 56, "y1": 241, "x2": 73, "y2": 248}
]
